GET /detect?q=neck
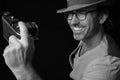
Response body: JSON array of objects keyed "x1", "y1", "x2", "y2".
[{"x1": 83, "y1": 27, "x2": 104, "y2": 50}]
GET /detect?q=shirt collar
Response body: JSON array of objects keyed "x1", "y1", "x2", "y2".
[{"x1": 69, "y1": 35, "x2": 108, "y2": 68}]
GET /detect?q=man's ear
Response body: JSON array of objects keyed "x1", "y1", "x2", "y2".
[{"x1": 99, "y1": 14, "x2": 108, "y2": 24}]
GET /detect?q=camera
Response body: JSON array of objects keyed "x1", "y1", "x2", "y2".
[{"x1": 2, "y1": 12, "x2": 39, "y2": 41}]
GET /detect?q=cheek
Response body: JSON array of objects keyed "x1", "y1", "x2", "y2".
[
  {"x1": 85, "y1": 17, "x2": 100, "y2": 38},
  {"x1": 84, "y1": 18, "x2": 94, "y2": 36}
]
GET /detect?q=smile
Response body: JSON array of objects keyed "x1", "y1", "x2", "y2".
[{"x1": 72, "y1": 27, "x2": 85, "y2": 33}]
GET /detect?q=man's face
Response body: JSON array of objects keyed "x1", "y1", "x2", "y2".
[{"x1": 66, "y1": 8, "x2": 100, "y2": 41}]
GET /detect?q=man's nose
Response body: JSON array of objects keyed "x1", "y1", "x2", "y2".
[{"x1": 71, "y1": 15, "x2": 79, "y2": 25}]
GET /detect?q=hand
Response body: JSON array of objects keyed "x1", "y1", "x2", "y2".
[{"x1": 3, "y1": 21, "x2": 35, "y2": 72}]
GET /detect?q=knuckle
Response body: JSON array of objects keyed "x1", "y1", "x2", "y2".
[
  {"x1": 3, "y1": 45, "x2": 14, "y2": 57},
  {"x1": 9, "y1": 35, "x2": 22, "y2": 47},
  {"x1": 3, "y1": 43, "x2": 21, "y2": 55},
  {"x1": 9, "y1": 35, "x2": 19, "y2": 44},
  {"x1": 3, "y1": 45, "x2": 9, "y2": 53},
  {"x1": 9, "y1": 35, "x2": 16, "y2": 41},
  {"x1": 3, "y1": 45, "x2": 11, "y2": 53}
]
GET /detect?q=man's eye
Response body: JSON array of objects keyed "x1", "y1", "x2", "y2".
[
  {"x1": 79, "y1": 14, "x2": 86, "y2": 19},
  {"x1": 77, "y1": 13, "x2": 86, "y2": 20}
]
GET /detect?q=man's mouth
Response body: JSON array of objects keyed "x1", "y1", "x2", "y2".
[{"x1": 72, "y1": 27, "x2": 86, "y2": 33}]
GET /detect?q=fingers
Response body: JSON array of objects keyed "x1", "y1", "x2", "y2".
[
  {"x1": 4, "y1": 35, "x2": 21, "y2": 55},
  {"x1": 4, "y1": 35, "x2": 21, "y2": 54},
  {"x1": 3, "y1": 35, "x2": 23, "y2": 68},
  {"x1": 18, "y1": 21, "x2": 29, "y2": 47},
  {"x1": 9, "y1": 35, "x2": 19, "y2": 45},
  {"x1": 3, "y1": 36, "x2": 18, "y2": 58}
]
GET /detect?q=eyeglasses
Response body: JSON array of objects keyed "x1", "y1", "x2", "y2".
[{"x1": 64, "y1": 7, "x2": 97, "y2": 21}]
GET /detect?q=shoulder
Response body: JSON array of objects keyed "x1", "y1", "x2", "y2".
[
  {"x1": 106, "y1": 34, "x2": 120, "y2": 57},
  {"x1": 87, "y1": 55, "x2": 120, "y2": 67},
  {"x1": 83, "y1": 55, "x2": 120, "y2": 80}
]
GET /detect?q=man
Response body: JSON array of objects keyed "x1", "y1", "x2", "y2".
[
  {"x1": 3, "y1": 0, "x2": 120, "y2": 80},
  {"x1": 57, "y1": 0, "x2": 120, "y2": 80}
]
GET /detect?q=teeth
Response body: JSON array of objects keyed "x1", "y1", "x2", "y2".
[
  {"x1": 72, "y1": 27, "x2": 85, "y2": 33},
  {"x1": 73, "y1": 27, "x2": 84, "y2": 31},
  {"x1": 73, "y1": 27, "x2": 81, "y2": 30}
]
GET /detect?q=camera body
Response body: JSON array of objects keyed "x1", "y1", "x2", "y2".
[{"x1": 2, "y1": 12, "x2": 39, "y2": 41}]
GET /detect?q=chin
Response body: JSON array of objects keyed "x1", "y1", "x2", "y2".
[{"x1": 73, "y1": 34, "x2": 85, "y2": 41}]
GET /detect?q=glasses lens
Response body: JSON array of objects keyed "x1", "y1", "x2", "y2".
[
  {"x1": 64, "y1": 12, "x2": 73, "y2": 20},
  {"x1": 77, "y1": 12, "x2": 86, "y2": 20},
  {"x1": 68, "y1": 14, "x2": 73, "y2": 20}
]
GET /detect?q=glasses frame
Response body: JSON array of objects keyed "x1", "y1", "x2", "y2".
[{"x1": 64, "y1": 7, "x2": 97, "y2": 21}]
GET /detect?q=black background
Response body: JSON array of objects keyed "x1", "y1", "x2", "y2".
[{"x1": 0, "y1": 0, "x2": 120, "y2": 80}]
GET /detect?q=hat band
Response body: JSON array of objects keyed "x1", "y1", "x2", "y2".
[{"x1": 68, "y1": 0, "x2": 102, "y2": 6}]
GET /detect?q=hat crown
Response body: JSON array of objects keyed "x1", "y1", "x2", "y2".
[
  {"x1": 68, "y1": 0, "x2": 105, "y2": 6},
  {"x1": 57, "y1": 0, "x2": 108, "y2": 13}
]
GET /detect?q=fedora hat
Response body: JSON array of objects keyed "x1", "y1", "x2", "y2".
[{"x1": 57, "y1": 0, "x2": 110, "y2": 13}]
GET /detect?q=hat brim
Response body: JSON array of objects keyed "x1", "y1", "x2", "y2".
[{"x1": 57, "y1": 0, "x2": 106, "y2": 13}]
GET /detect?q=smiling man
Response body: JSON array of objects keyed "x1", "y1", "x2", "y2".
[
  {"x1": 57, "y1": 0, "x2": 120, "y2": 80},
  {"x1": 2, "y1": 0, "x2": 120, "y2": 80}
]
